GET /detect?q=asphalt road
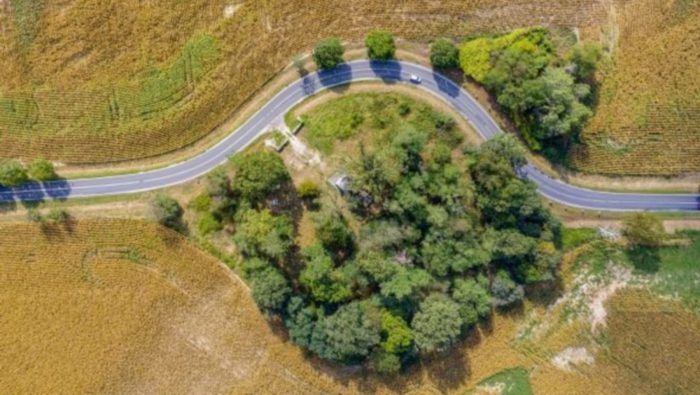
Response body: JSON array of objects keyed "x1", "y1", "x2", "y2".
[{"x1": 1, "y1": 60, "x2": 698, "y2": 211}]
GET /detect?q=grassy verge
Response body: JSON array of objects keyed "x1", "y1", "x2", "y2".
[{"x1": 474, "y1": 367, "x2": 533, "y2": 395}]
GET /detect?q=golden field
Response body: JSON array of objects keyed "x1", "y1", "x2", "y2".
[
  {"x1": 1, "y1": 219, "x2": 698, "y2": 394},
  {"x1": 0, "y1": 0, "x2": 606, "y2": 163}
]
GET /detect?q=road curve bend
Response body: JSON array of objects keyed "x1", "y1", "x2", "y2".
[{"x1": 1, "y1": 60, "x2": 698, "y2": 211}]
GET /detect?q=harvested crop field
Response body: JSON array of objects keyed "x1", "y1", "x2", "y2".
[
  {"x1": 572, "y1": 0, "x2": 700, "y2": 175},
  {"x1": 1, "y1": 219, "x2": 699, "y2": 394},
  {"x1": 0, "y1": 0, "x2": 609, "y2": 163}
]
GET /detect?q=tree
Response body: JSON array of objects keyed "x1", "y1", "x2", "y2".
[
  {"x1": 568, "y1": 42, "x2": 602, "y2": 80},
  {"x1": 451, "y1": 277, "x2": 491, "y2": 326},
  {"x1": 411, "y1": 293, "x2": 463, "y2": 353},
  {"x1": 491, "y1": 270, "x2": 524, "y2": 307},
  {"x1": 249, "y1": 267, "x2": 292, "y2": 312},
  {"x1": 285, "y1": 296, "x2": 318, "y2": 348},
  {"x1": 233, "y1": 209, "x2": 294, "y2": 260},
  {"x1": 150, "y1": 194, "x2": 183, "y2": 229},
  {"x1": 0, "y1": 159, "x2": 28, "y2": 187},
  {"x1": 380, "y1": 311, "x2": 414, "y2": 354},
  {"x1": 370, "y1": 349, "x2": 401, "y2": 374},
  {"x1": 622, "y1": 213, "x2": 666, "y2": 248},
  {"x1": 521, "y1": 67, "x2": 592, "y2": 141},
  {"x1": 309, "y1": 301, "x2": 381, "y2": 362},
  {"x1": 28, "y1": 159, "x2": 56, "y2": 181},
  {"x1": 232, "y1": 151, "x2": 290, "y2": 204},
  {"x1": 379, "y1": 266, "x2": 433, "y2": 301},
  {"x1": 430, "y1": 38, "x2": 459, "y2": 69},
  {"x1": 300, "y1": 244, "x2": 352, "y2": 303},
  {"x1": 313, "y1": 38, "x2": 345, "y2": 70},
  {"x1": 365, "y1": 30, "x2": 395, "y2": 60},
  {"x1": 313, "y1": 209, "x2": 355, "y2": 257}
]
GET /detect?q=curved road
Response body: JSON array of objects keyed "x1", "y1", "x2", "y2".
[{"x1": 1, "y1": 60, "x2": 698, "y2": 211}]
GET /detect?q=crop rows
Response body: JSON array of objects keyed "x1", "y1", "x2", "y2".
[
  {"x1": 572, "y1": 0, "x2": 700, "y2": 175},
  {"x1": 0, "y1": 0, "x2": 607, "y2": 163}
]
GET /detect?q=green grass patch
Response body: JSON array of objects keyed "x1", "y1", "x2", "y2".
[
  {"x1": 298, "y1": 92, "x2": 455, "y2": 155},
  {"x1": 11, "y1": 0, "x2": 45, "y2": 49},
  {"x1": 475, "y1": 367, "x2": 533, "y2": 395},
  {"x1": 561, "y1": 227, "x2": 598, "y2": 251},
  {"x1": 573, "y1": 232, "x2": 700, "y2": 311}
]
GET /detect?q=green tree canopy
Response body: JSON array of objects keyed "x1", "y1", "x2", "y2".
[
  {"x1": 248, "y1": 267, "x2": 292, "y2": 312},
  {"x1": 430, "y1": 38, "x2": 460, "y2": 69},
  {"x1": 411, "y1": 293, "x2": 463, "y2": 353},
  {"x1": 233, "y1": 209, "x2": 294, "y2": 260},
  {"x1": 313, "y1": 37, "x2": 345, "y2": 70},
  {"x1": 232, "y1": 151, "x2": 290, "y2": 204},
  {"x1": 365, "y1": 30, "x2": 396, "y2": 60},
  {"x1": 310, "y1": 301, "x2": 381, "y2": 362},
  {"x1": 380, "y1": 311, "x2": 414, "y2": 354},
  {"x1": 452, "y1": 276, "x2": 491, "y2": 326},
  {"x1": 313, "y1": 209, "x2": 355, "y2": 258},
  {"x1": 0, "y1": 159, "x2": 28, "y2": 187},
  {"x1": 568, "y1": 41, "x2": 602, "y2": 80},
  {"x1": 300, "y1": 244, "x2": 353, "y2": 303},
  {"x1": 28, "y1": 159, "x2": 56, "y2": 181},
  {"x1": 491, "y1": 270, "x2": 524, "y2": 307}
]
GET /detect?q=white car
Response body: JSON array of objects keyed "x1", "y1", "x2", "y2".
[{"x1": 409, "y1": 74, "x2": 422, "y2": 83}]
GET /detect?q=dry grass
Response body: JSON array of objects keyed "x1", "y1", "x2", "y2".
[
  {"x1": 573, "y1": 0, "x2": 700, "y2": 175},
  {"x1": 0, "y1": 0, "x2": 607, "y2": 164},
  {"x1": 0, "y1": 219, "x2": 698, "y2": 393}
]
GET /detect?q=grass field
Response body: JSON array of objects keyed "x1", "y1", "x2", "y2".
[
  {"x1": 0, "y1": 0, "x2": 608, "y2": 163},
  {"x1": 0, "y1": 219, "x2": 698, "y2": 393}
]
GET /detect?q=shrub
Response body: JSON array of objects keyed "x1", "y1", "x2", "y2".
[
  {"x1": 188, "y1": 193, "x2": 212, "y2": 212},
  {"x1": 365, "y1": 30, "x2": 395, "y2": 60},
  {"x1": 150, "y1": 194, "x2": 183, "y2": 229},
  {"x1": 297, "y1": 180, "x2": 321, "y2": 201},
  {"x1": 623, "y1": 213, "x2": 666, "y2": 248},
  {"x1": 198, "y1": 212, "x2": 222, "y2": 235},
  {"x1": 313, "y1": 38, "x2": 345, "y2": 70},
  {"x1": 46, "y1": 208, "x2": 70, "y2": 224}
]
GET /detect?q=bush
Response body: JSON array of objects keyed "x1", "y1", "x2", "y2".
[
  {"x1": 297, "y1": 180, "x2": 321, "y2": 201},
  {"x1": 623, "y1": 213, "x2": 666, "y2": 248},
  {"x1": 430, "y1": 38, "x2": 459, "y2": 69},
  {"x1": 365, "y1": 30, "x2": 395, "y2": 60},
  {"x1": 313, "y1": 38, "x2": 345, "y2": 70},
  {"x1": 198, "y1": 212, "x2": 222, "y2": 235},
  {"x1": 28, "y1": 159, "x2": 56, "y2": 181},
  {"x1": 0, "y1": 159, "x2": 28, "y2": 187},
  {"x1": 150, "y1": 194, "x2": 183, "y2": 229},
  {"x1": 46, "y1": 208, "x2": 70, "y2": 224},
  {"x1": 188, "y1": 193, "x2": 212, "y2": 212}
]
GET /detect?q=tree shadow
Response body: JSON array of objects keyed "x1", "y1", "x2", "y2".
[
  {"x1": 369, "y1": 60, "x2": 401, "y2": 84},
  {"x1": 317, "y1": 63, "x2": 352, "y2": 94},
  {"x1": 625, "y1": 247, "x2": 661, "y2": 273}
]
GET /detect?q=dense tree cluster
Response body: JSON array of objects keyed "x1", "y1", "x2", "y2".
[
  {"x1": 429, "y1": 38, "x2": 459, "y2": 69},
  {"x1": 220, "y1": 113, "x2": 562, "y2": 373},
  {"x1": 459, "y1": 28, "x2": 601, "y2": 160}
]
